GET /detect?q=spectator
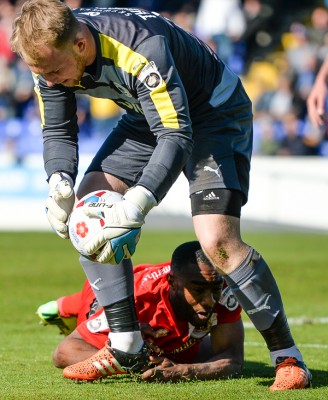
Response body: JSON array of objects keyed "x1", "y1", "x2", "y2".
[
  {"x1": 0, "y1": 0, "x2": 16, "y2": 64},
  {"x1": 11, "y1": 58, "x2": 35, "y2": 118},
  {"x1": 240, "y1": 0, "x2": 275, "y2": 71},
  {"x1": 307, "y1": 6, "x2": 328, "y2": 47},
  {"x1": 276, "y1": 110, "x2": 314, "y2": 156},
  {"x1": 194, "y1": 0, "x2": 246, "y2": 71},
  {"x1": 306, "y1": 52, "x2": 328, "y2": 129},
  {"x1": 255, "y1": 73, "x2": 295, "y2": 121}
]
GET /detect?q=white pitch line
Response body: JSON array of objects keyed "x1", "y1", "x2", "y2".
[
  {"x1": 244, "y1": 316, "x2": 328, "y2": 328},
  {"x1": 244, "y1": 316, "x2": 328, "y2": 350},
  {"x1": 245, "y1": 341, "x2": 328, "y2": 349}
]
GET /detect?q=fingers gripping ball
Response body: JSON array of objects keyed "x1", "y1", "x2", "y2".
[
  {"x1": 68, "y1": 190, "x2": 141, "y2": 264},
  {"x1": 107, "y1": 228, "x2": 141, "y2": 264}
]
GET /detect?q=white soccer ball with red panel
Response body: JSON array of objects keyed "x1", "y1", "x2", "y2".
[{"x1": 68, "y1": 190, "x2": 124, "y2": 261}]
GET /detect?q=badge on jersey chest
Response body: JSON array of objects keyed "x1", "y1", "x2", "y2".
[{"x1": 137, "y1": 61, "x2": 162, "y2": 90}]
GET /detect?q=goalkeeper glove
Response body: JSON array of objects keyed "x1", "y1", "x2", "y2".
[
  {"x1": 89, "y1": 227, "x2": 142, "y2": 264},
  {"x1": 45, "y1": 172, "x2": 75, "y2": 239},
  {"x1": 85, "y1": 185, "x2": 157, "y2": 229},
  {"x1": 83, "y1": 186, "x2": 157, "y2": 263}
]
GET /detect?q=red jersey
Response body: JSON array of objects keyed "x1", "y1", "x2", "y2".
[{"x1": 76, "y1": 262, "x2": 242, "y2": 363}]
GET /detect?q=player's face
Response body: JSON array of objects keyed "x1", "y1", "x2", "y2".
[
  {"x1": 28, "y1": 43, "x2": 86, "y2": 87},
  {"x1": 169, "y1": 262, "x2": 223, "y2": 328}
]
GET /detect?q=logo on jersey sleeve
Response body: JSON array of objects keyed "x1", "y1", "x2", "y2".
[
  {"x1": 219, "y1": 287, "x2": 239, "y2": 311},
  {"x1": 137, "y1": 61, "x2": 162, "y2": 90}
]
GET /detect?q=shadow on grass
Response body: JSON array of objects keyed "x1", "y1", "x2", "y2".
[
  {"x1": 65, "y1": 361, "x2": 327, "y2": 389},
  {"x1": 65, "y1": 361, "x2": 272, "y2": 387},
  {"x1": 242, "y1": 360, "x2": 273, "y2": 379}
]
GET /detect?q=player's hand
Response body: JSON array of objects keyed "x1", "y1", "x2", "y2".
[
  {"x1": 82, "y1": 186, "x2": 157, "y2": 263},
  {"x1": 45, "y1": 172, "x2": 75, "y2": 239},
  {"x1": 141, "y1": 358, "x2": 189, "y2": 382},
  {"x1": 85, "y1": 185, "x2": 157, "y2": 229},
  {"x1": 307, "y1": 79, "x2": 327, "y2": 128},
  {"x1": 140, "y1": 323, "x2": 169, "y2": 341},
  {"x1": 140, "y1": 323, "x2": 169, "y2": 355}
]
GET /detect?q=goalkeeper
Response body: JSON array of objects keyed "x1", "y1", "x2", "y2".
[
  {"x1": 11, "y1": 0, "x2": 311, "y2": 391},
  {"x1": 37, "y1": 241, "x2": 244, "y2": 382}
]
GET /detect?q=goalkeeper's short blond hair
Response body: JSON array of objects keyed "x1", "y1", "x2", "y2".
[{"x1": 10, "y1": 0, "x2": 81, "y2": 65}]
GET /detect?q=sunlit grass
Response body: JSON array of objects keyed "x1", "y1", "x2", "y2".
[{"x1": 0, "y1": 230, "x2": 327, "y2": 399}]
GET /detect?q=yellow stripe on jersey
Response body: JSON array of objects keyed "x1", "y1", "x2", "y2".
[
  {"x1": 99, "y1": 34, "x2": 180, "y2": 129},
  {"x1": 150, "y1": 84, "x2": 179, "y2": 128},
  {"x1": 32, "y1": 73, "x2": 45, "y2": 128},
  {"x1": 99, "y1": 33, "x2": 148, "y2": 76}
]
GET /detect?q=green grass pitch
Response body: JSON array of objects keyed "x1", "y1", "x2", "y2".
[{"x1": 0, "y1": 230, "x2": 327, "y2": 399}]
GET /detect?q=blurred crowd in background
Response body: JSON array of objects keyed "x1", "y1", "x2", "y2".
[{"x1": 1, "y1": 0, "x2": 328, "y2": 164}]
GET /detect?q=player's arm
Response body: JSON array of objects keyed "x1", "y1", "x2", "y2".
[
  {"x1": 34, "y1": 75, "x2": 78, "y2": 237},
  {"x1": 35, "y1": 75, "x2": 79, "y2": 180},
  {"x1": 141, "y1": 319, "x2": 244, "y2": 382},
  {"x1": 205, "y1": 319, "x2": 244, "y2": 376},
  {"x1": 307, "y1": 57, "x2": 328, "y2": 127},
  {"x1": 134, "y1": 35, "x2": 194, "y2": 202}
]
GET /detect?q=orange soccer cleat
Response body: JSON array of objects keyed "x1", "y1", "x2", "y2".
[
  {"x1": 270, "y1": 356, "x2": 312, "y2": 391},
  {"x1": 63, "y1": 344, "x2": 150, "y2": 381}
]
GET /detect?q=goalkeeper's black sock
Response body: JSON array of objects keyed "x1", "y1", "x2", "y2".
[
  {"x1": 105, "y1": 296, "x2": 143, "y2": 353},
  {"x1": 260, "y1": 312, "x2": 294, "y2": 351},
  {"x1": 260, "y1": 312, "x2": 303, "y2": 365},
  {"x1": 104, "y1": 296, "x2": 139, "y2": 332}
]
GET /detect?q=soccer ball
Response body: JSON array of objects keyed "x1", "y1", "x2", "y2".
[{"x1": 68, "y1": 190, "x2": 126, "y2": 262}]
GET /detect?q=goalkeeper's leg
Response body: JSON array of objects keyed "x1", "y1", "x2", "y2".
[
  {"x1": 71, "y1": 256, "x2": 150, "y2": 380},
  {"x1": 224, "y1": 248, "x2": 312, "y2": 391},
  {"x1": 193, "y1": 210, "x2": 311, "y2": 391}
]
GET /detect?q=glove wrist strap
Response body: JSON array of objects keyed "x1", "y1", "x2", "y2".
[
  {"x1": 50, "y1": 172, "x2": 74, "y2": 187},
  {"x1": 124, "y1": 186, "x2": 157, "y2": 215}
]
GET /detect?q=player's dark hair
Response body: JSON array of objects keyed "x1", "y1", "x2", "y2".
[{"x1": 171, "y1": 241, "x2": 212, "y2": 273}]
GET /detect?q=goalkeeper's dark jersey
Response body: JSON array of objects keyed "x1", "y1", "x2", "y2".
[{"x1": 35, "y1": 7, "x2": 241, "y2": 198}]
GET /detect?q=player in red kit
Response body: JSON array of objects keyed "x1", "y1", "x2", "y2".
[{"x1": 37, "y1": 241, "x2": 244, "y2": 382}]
